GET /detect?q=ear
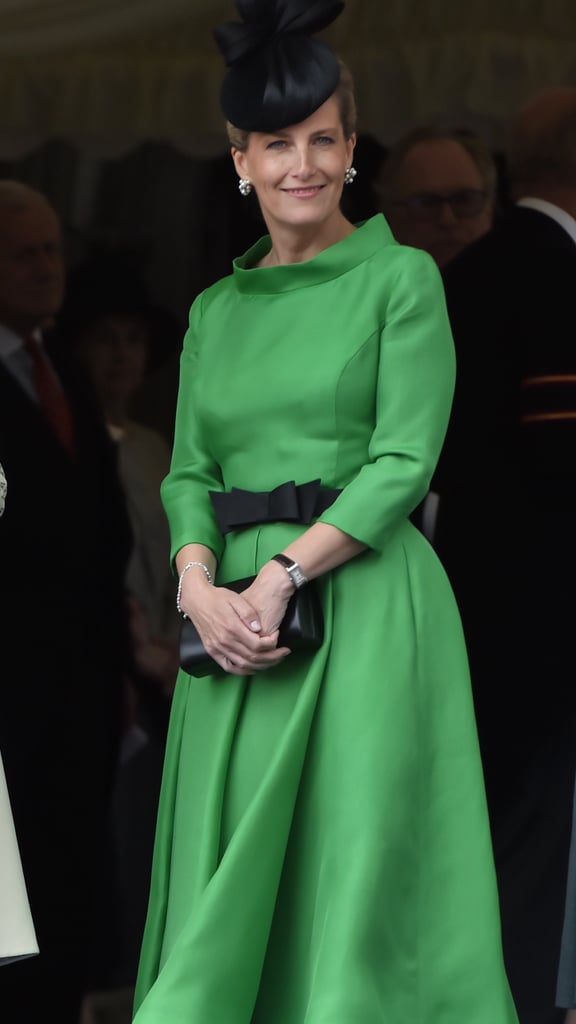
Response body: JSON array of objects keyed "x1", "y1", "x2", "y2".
[
  {"x1": 346, "y1": 132, "x2": 357, "y2": 168},
  {"x1": 231, "y1": 147, "x2": 248, "y2": 180}
]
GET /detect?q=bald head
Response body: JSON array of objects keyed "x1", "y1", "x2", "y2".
[
  {"x1": 0, "y1": 179, "x2": 54, "y2": 215},
  {"x1": 0, "y1": 180, "x2": 65, "y2": 335},
  {"x1": 507, "y1": 86, "x2": 576, "y2": 198}
]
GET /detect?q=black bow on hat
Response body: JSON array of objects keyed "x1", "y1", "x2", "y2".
[{"x1": 214, "y1": 0, "x2": 345, "y2": 132}]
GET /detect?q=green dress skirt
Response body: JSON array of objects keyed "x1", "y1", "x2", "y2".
[{"x1": 132, "y1": 215, "x2": 518, "y2": 1023}]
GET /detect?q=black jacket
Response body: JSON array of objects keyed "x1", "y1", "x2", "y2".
[{"x1": 0, "y1": 335, "x2": 133, "y2": 980}]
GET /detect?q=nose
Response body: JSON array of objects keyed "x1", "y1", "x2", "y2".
[
  {"x1": 34, "y1": 250, "x2": 60, "y2": 278},
  {"x1": 292, "y1": 144, "x2": 314, "y2": 178},
  {"x1": 437, "y1": 200, "x2": 459, "y2": 226}
]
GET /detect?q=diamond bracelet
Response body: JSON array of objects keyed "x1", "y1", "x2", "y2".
[{"x1": 176, "y1": 560, "x2": 214, "y2": 618}]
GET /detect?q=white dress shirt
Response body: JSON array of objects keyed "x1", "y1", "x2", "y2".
[{"x1": 516, "y1": 196, "x2": 576, "y2": 246}]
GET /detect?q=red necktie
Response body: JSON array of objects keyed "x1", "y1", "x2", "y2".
[{"x1": 23, "y1": 335, "x2": 75, "y2": 454}]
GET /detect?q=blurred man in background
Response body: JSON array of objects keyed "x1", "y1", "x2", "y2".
[
  {"x1": 432, "y1": 88, "x2": 576, "y2": 1024},
  {"x1": 376, "y1": 124, "x2": 498, "y2": 266},
  {"x1": 0, "y1": 180, "x2": 133, "y2": 1023}
]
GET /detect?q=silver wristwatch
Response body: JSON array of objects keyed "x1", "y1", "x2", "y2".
[{"x1": 271, "y1": 552, "x2": 308, "y2": 589}]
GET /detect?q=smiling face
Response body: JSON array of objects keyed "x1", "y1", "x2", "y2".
[{"x1": 232, "y1": 95, "x2": 356, "y2": 242}]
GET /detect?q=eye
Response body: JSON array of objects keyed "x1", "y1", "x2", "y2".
[
  {"x1": 266, "y1": 139, "x2": 287, "y2": 150},
  {"x1": 314, "y1": 135, "x2": 335, "y2": 146}
]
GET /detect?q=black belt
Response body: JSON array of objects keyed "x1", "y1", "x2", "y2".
[{"x1": 209, "y1": 478, "x2": 342, "y2": 535}]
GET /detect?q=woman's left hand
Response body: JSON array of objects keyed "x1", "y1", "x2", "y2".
[{"x1": 241, "y1": 560, "x2": 295, "y2": 640}]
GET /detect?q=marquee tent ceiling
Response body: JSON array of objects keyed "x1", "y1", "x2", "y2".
[{"x1": 1, "y1": 0, "x2": 575, "y2": 158}]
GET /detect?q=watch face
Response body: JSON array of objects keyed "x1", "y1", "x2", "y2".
[
  {"x1": 291, "y1": 566, "x2": 307, "y2": 587},
  {"x1": 272, "y1": 553, "x2": 307, "y2": 587}
]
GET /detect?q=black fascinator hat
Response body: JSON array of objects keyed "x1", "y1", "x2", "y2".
[{"x1": 214, "y1": 0, "x2": 345, "y2": 132}]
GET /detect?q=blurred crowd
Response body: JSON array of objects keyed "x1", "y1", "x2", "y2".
[{"x1": 1, "y1": 82, "x2": 576, "y2": 1024}]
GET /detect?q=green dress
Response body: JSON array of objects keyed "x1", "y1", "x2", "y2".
[{"x1": 132, "y1": 215, "x2": 518, "y2": 1023}]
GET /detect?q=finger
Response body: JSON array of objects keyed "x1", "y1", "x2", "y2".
[
  {"x1": 219, "y1": 647, "x2": 289, "y2": 675},
  {"x1": 243, "y1": 647, "x2": 292, "y2": 672},
  {"x1": 223, "y1": 628, "x2": 280, "y2": 661},
  {"x1": 220, "y1": 654, "x2": 252, "y2": 676},
  {"x1": 227, "y1": 594, "x2": 262, "y2": 632}
]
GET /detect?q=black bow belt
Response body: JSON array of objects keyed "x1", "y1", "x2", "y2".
[{"x1": 209, "y1": 479, "x2": 342, "y2": 535}]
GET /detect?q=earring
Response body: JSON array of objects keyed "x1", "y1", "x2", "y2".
[
  {"x1": 344, "y1": 166, "x2": 357, "y2": 185},
  {"x1": 238, "y1": 177, "x2": 253, "y2": 196}
]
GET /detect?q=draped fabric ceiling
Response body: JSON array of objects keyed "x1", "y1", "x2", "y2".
[{"x1": 1, "y1": 0, "x2": 576, "y2": 158}]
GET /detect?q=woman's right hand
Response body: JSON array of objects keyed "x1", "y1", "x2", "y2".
[{"x1": 181, "y1": 576, "x2": 290, "y2": 675}]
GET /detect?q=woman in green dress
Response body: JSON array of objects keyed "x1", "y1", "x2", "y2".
[{"x1": 132, "y1": 2, "x2": 518, "y2": 1021}]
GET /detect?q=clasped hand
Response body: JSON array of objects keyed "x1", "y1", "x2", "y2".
[{"x1": 184, "y1": 562, "x2": 293, "y2": 675}]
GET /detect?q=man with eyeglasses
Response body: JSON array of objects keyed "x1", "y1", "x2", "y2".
[
  {"x1": 376, "y1": 126, "x2": 498, "y2": 267},
  {"x1": 432, "y1": 88, "x2": 576, "y2": 1024}
]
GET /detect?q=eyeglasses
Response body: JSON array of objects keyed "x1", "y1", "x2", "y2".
[{"x1": 391, "y1": 188, "x2": 489, "y2": 222}]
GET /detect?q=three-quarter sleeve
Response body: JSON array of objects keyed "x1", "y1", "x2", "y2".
[
  {"x1": 319, "y1": 248, "x2": 455, "y2": 551},
  {"x1": 160, "y1": 294, "x2": 225, "y2": 568}
]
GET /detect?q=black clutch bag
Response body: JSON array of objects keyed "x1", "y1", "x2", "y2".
[{"x1": 179, "y1": 576, "x2": 324, "y2": 677}]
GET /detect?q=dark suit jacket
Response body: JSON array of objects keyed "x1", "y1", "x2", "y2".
[
  {"x1": 433, "y1": 205, "x2": 576, "y2": 1024},
  {"x1": 0, "y1": 336, "x2": 133, "y2": 985},
  {"x1": 435, "y1": 206, "x2": 576, "y2": 740}
]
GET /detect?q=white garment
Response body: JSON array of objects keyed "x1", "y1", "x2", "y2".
[
  {"x1": 516, "y1": 196, "x2": 576, "y2": 246},
  {"x1": 0, "y1": 752, "x2": 39, "y2": 965},
  {"x1": 0, "y1": 463, "x2": 38, "y2": 963}
]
